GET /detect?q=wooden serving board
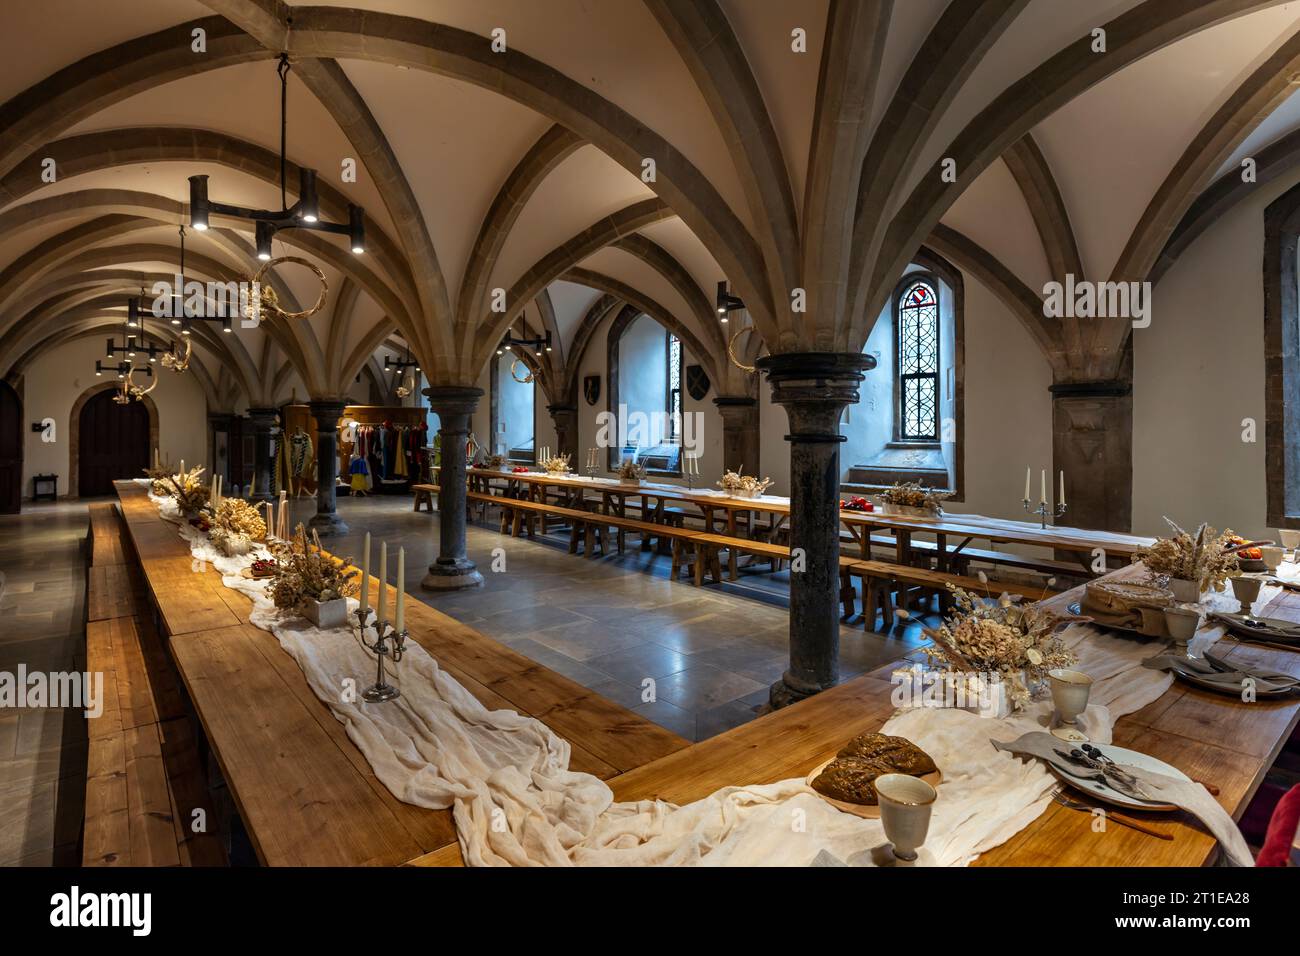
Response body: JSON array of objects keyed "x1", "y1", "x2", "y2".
[{"x1": 804, "y1": 757, "x2": 942, "y2": 819}]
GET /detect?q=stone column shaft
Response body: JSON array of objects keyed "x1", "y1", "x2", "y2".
[
  {"x1": 548, "y1": 403, "x2": 579, "y2": 462},
  {"x1": 759, "y1": 353, "x2": 874, "y2": 708},
  {"x1": 307, "y1": 399, "x2": 349, "y2": 537},
  {"x1": 713, "y1": 396, "x2": 760, "y2": 473},
  {"x1": 246, "y1": 407, "x2": 278, "y2": 502},
  {"x1": 1049, "y1": 381, "x2": 1133, "y2": 533},
  {"x1": 422, "y1": 385, "x2": 484, "y2": 591}
]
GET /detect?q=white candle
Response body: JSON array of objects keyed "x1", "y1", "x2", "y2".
[
  {"x1": 179, "y1": 459, "x2": 184, "y2": 476},
  {"x1": 1024, "y1": 466, "x2": 1031, "y2": 502},
  {"x1": 1059, "y1": 470, "x2": 1065, "y2": 507},
  {"x1": 216, "y1": 475, "x2": 223, "y2": 506},
  {"x1": 1040, "y1": 469, "x2": 1046, "y2": 506},
  {"x1": 360, "y1": 532, "x2": 370, "y2": 614},
  {"x1": 377, "y1": 541, "x2": 387, "y2": 624},
  {"x1": 395, "y1": 547, "x2": 405, "y2": 632}
]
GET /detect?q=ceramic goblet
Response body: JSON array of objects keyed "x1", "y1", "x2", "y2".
[
  {"x1": 1163, "y1": 605, "x2": 1201, "y2": 648},
  {"x1": 1230, "y1": 575, "x2": 1263, "y2": 620},
  {"x1": 1260, "y1": 546, "x2": 1285, "y2": 574},
  {"x1": 1048, "y1": 668, "x2": 1093, "y2": 742},
  {"x1": 1278, "y1": 528, "x2": 1300, "y2": 559},
  {"x1": 876, "y1": 773, "x2": 937, "y2": 863}
]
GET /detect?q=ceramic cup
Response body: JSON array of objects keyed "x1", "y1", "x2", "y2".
[
  {"x1": 1278, "y1": 528, "x2": 1300, "y2": 556},
  {"x1": 876, "y1": 773, "x2": 937, "y2": 863},
  {"x1": 1048, "y1": 669, "x2": 1093, "y2": 741},
  {"x1": 1230, "y1": 575, "x2": 1264, "y2": 616},
  {"x1": 1163, "y1": 605, "x2": 1201, "y2": 646},
  {"x1": 1260, "y1": 546, "x2": 1285, "y2": 573}
]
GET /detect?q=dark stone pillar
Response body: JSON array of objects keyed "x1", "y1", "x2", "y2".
[
  {"x1": 246, "y1": 407, "x2": 278, "y2": 502},
  {"x1": 422, "y1": 385, "x2": 484, "y2": 591},
  {"x1": 713, "y1": 396, "x2": 760, "y2": 472},
  {"x1": 307, "y1": 399, "x2": 348, "y2": 537},
  {"x1": 548, "y1": 403, "x2": 579, "y2": 462},
  {"x1": 1049, "y1": 381, "x2": 1133, "y2": 533},
  {"x1": 758, "y1": 352, "x2": 874, "y2": 709},
  {"x1": 207, "y1": 412, "x2": 234, "y2": 488}
]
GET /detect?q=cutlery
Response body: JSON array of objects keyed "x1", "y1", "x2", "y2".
[
  {"x1": 1051, "y1": 788, "x2": 1173, "y2": 840},
  {"x1": 1079, "y1": 744, "x2": 1219, "y2": 795},
  {"x1": 1055, "y1": 747, "x2": 1154, "y2": 801}
]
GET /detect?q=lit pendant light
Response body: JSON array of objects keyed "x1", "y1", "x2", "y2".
[{"x1": 188, "y1": 54, "x2": 365, "y2": 255}]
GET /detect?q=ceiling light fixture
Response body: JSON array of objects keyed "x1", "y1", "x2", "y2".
[
  {"x1": 188, "y1": 53, "x2": 365, "y2": 255},
  {"x1": 716, "y1": 280, "x2": 745, "y2": 324}
]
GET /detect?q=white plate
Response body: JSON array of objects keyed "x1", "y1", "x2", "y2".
[{"x1": 1049, "y1": 745, "x2": 1190, "y2": 812}]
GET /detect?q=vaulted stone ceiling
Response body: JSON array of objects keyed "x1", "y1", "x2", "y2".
[{"x1": 4, "y1": 0, "x2": 1300, "y2": 409}]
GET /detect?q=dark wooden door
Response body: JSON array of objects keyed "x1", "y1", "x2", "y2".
[
  {"x1": 79, "y1": 390, "x2": 149, "y2": 497},
  {"x1": 0, "y1": 381, "x2": 20, "y2": 513}
]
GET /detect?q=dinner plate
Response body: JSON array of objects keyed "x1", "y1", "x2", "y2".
[
  {"x1": 1165, "y1": 659, "x2": 1297, "y2": 697},
  {"x1": 805, "y1": 757, "x2": 941, "y2": 819},
  {"x1": 1048, "y1": 745, "x2": 1189, "y2": 811}
]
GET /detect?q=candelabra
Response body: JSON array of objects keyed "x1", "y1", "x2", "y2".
[
  {"x1": 352, "y1": 607, "x2": 407, "y2": 703},
  {"x1": 1024, "y1": 498, "x2": 1066, "y2": 530}
]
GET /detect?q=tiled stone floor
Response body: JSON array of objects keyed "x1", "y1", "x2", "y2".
[
  {"x1": 281, "y1": 494, "x2": 937, "y2": 742},
  {"x1": 0, "y1": 500, "x2": 91, "y2": 867}
]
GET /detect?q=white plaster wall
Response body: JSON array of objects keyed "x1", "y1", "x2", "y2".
[
  {"x1": 21, "y1": 336, "x2": 209, "y2": 498},
  {"x1": 1132, "y1": 173, "x2": 1290, "y2": 542}
]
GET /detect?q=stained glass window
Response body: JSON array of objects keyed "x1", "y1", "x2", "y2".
[
  {"x1": 668, "y1": 333, "x2": 682, "y2": 441},
  {"x1": 897, "y1": 280, "x2": 939, "y2": 440}
]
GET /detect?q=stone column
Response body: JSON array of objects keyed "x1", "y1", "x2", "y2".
[
  {"x1": 547, "y1": 403, "x2": 579, "y2": 462},
  {"x1": 713, "y1": 396, "x2": 760, "y2": 472},
  {"x1": 207, "y1": 412, "x2": 234, "y2": 488},
  {"x1": 422, "y1": 385, "x2": 484, "y2": 591},
  {"x1": 307, "y1": 399, "x2": 348, "y2": 537},
  {"x1": 1049, "y1": 381, "x2": 1132, "y2": 533},
  {"x1": 245, "y1": 407, "x2": 278, "y2": 502},
  {"x1": 758, "y1": 352, "x2": 874, "y2": 708}
]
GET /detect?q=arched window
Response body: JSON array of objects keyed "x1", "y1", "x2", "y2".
[
  {"x1": 844, "y1": 258, "x2": 964, "y2": 499},
  {"x1": 897, "y1": 279, "x2": 939, "y2": 441},
  {"x1": 605, "y1": 308, "x2": 683, "y2": 474},
  {"x1": 491, "y1": 349, "x2": 536, "y2": 462}
]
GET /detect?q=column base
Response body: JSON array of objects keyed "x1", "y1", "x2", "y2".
[
  {"x1": 769, "y1": 671, "x2": 833, "y2": 710},
  {"x1": 307, "y1": 512, "x2": 349, "y2": 536},
  {"x1": 420, "y1": 559, "x2": 483, "y2": 591}
]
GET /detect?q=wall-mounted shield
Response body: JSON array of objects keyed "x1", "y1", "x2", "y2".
[
  {"x1": 686, "y1": 364, "x2": 710, "y2": 401},
  {"x1": 583, "y1": 375, "x2": 601, "y2": 406}
]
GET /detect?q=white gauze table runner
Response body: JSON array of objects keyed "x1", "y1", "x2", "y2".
[{"x1": 142, "y1": 482, "x2": 1258, "y2": 867}]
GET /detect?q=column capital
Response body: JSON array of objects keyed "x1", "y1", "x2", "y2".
[
  {"x1": 246, "y1": 406, "x2": 278, "y2": 422},
  {"x1": 758, "y1": 352, "x2": 874, "y2": 440},
  {"x1": 207, "y1": 412, "x2": 235, "y2": 428},
  {"x1": 423, "y1": 385, "x2": 483, "y2": 418},
  {"x1": 307, "y1": 398, "x2": 349, "y2": 429}
]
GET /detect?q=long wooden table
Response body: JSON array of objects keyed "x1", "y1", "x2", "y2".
[
  {"x1": 466, "y1": 468, "x2": 1152, "y2": 576},
  {"x1": 418, "y1": 561, "x2": 1300, "y2": 867},
  {"x1": 112, "y1": 481, "x2": 689, "y2": 866}
]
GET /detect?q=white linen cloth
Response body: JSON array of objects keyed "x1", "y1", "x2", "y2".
[{"x1": 141, "y1": 483, "x2": 1258, "y2": 866}]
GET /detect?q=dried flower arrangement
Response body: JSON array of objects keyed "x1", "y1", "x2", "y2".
[
  {"x1": 718, "y1": 467, "x2": 773, "y2": 498},
  {"x1": 617, "y1": 457, "x2": 648, "y2": 483},
  {"x1": 486, "y1": 453, "x2": 509, "y2": 469},
  {"x1": 268, "y1": 524, "x2": 358, "y2": 609},
  {"x1": 207, "y1": 498, "x2": 268, "y2": 556},
  {"x1": 1134, "y1": 516, "x2": 1240, "y2": 592},
  {"x1": 879, "y1": 481, "x2": 951, "y2": 513},
  {"x1": 920, "y1": 580, "x2": 1079, "y2": 711},
  {"x1": 159, "y1": 466, "x2": 210, "y2": 514},
  {"x1": 540, "y1": 452, "x2": 571, "y2": 475}
]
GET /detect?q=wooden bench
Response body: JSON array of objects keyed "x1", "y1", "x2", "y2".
[
  {"x1": 82, "y1": 503, "x2": 225, "y2": 867},
  {"x1": 411, "y1": 482, "x2": 437, "y2": 512},
  {"x1": 842, "y1": 559, "x2": 1061, "y2": 630}
]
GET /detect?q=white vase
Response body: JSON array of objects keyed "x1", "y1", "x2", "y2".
[
  {"x1": 301, "y1": 596, "x2": 348, "y2": 629},
  {"x1": 1167, "y1": 577, "x2": 1200, "y2": 603},
  {"x1": 880, "y1": 502, "x2": 931, "y2": 518}
]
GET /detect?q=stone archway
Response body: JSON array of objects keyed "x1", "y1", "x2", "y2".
[{"x1": 68, "y1": 382, "x2": 158, "y2": 499}]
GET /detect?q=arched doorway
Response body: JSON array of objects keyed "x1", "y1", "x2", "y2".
[
  {"x1": 0, "y1": 380, "x2": 21, "y2": 513},
  {"x1": 76, "y1": 389, "x2": 150, "y2": 498}
]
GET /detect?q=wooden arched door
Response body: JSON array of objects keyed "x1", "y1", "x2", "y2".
[
  {"x1": 0, "y1": 381, "x2": 20, "y2": 513},
  {"x1": 78, "y1": 390, "x2": 149, "y2": 497}
]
